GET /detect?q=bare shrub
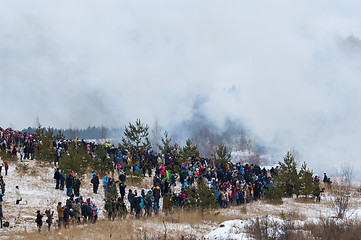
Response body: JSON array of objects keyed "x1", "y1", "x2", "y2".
[
  {"x1": 330, "y1": 193, "x2": 352, "y2": 219},
  {"x1": 279, "y1": 208, "x2": 305, "y2": 221},
  {"x1": 245, "y1": 216, "x2": 306, "y2": 240},
  {"x1": 328, "y1": 180, "x2": 355, "y2": 219},
  {"x1": 341, "y1": 163, "x2": 354, "y2": 187},
  {"x1": 305, "y1": 218, "x2": 361, "y2": 240}
]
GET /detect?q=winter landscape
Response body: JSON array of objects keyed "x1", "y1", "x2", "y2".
[
  {"x1": 1, "y1": 0, "x2": 361, "y2": 239},
  {"x1": 0, "y1": 126, "x2": 360, "y2": 240}
]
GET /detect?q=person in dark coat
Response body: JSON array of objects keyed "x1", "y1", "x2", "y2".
[
  {"x1": 54, "y1": 168, "x2": 60, "y2": 189},
  {"x1": 81, "y1": 202, "x2": 89, "y2": 223},
  {"x1": 119, "y1": 171, "x2": 126, "y2": 186},
  {"x1": 45, "y1": 209, "x2": 54, "y2": 231},
  {"x1": 128, "y1": 189, "x2": 135, "y2": 214},
  {"x1": 29, "y1": 143, "x2": 34, "y2": 160},
  {"x1": 73, "y1": 177, "x2": 81, "y2": 197},
  {"x1": 91, "y1": 173, "x2": 99, "y2": 194},
  {"x1": 119, "y1": 184, "x2": 126, "y2": 202},
  {"x1": 66, "y1": 173, "x2": 73, "y2": 196},
  {"x1": 0, "y1": 176, "x2": 5, "y2": 195},
  {"x1": 60, "y1": 170, "x2": 65, "y2": 191},
  {"x1": 63, "y1": 207, "x2": 70, "y2": 228},
  {"x1": 35, "y1": 210, "x2": 44, "y2": 232},
  {"x1": 104, "y1": 198, "x2": 115, "y2": 221},
  {"x1": 0, "y1": 202, "x2": 3, "y2": 228},
  {"x1": 66, "y1": 195, "x2": 74, "y2": 210}
]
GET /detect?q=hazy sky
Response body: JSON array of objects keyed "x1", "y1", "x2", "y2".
[{"x1": 1, "y1": 1, "x2": 361, "y2": 177}]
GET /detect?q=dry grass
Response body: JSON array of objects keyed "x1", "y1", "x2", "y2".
[
  {"x1": 4, "y1": 208, "x2": 239, "y2": 239},
  {"x1": 245, "y1": 215, "x2": 361, "y2": 240},
  {"x1": 294, "y1": 197, "x2": 316, "y2": 204},
  {"x1": 304, "y1": 218, "x2": 361, "y2": 240},
  {"x1": 278, "y1": 208, "x2": 307, "y2": 221}
]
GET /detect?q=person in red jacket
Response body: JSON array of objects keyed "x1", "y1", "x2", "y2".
[{"x1": 4, "y1": 162, "x2": 8, "y2": 176}]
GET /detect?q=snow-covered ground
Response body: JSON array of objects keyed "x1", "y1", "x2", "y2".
[
  {"x1": 1, "y1": 159, "x2": 360, "y2": 239},
  {"x1": 0, "y1": 159, "x2": 104, "y2": 236}
]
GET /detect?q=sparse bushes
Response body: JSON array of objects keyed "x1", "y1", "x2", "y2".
[
  {"x1": 246, "y1": 215, "x2": 361, "y2": 240},
  {"x1": 305, "y1": 218, "x2": 361, "y2": 240},
  {"x1": 245, "y1": 215, "x2": 304, "y2": 240},
  {"x1": 328, "y1": 181, "x2": 355, "y2": 219},
  {"x1": 16, "y1": 162, "x2": 29, "y2": 178}
]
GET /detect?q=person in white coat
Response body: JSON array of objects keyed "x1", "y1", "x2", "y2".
[
  {"x1": 15, "y1": 186, "x2": 22, "y2": 204},
  {"x1": 0, "y1": 157, "x2": 3, "y2": 175}
]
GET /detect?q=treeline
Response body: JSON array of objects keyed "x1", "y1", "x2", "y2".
[{"x1": 22, "y1": 126, "x2": 122, "y2": 141}]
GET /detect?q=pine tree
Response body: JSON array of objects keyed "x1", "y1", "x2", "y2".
[
  {"x1": 59, "y1": 143, "x2": 89, "y2": 176},
  {"x1": 268, "y1": 151, "x2": 300, "y2": 198},
  {"x1": 55, "y1": 130, "x2": 65, "y2": 140},
  {"x1": 216, "y1": 144, "x2": 231, "y2": 168},
  {"x1": 264, "y1": 180, "x2": 284, "y2": 203},
  {"x1": 91, "y1": 145, "x2": 112, "y2": 177},
  {"x1": 158, "y1": 131, "x2": 179, "y2": 155},
  {"x1": 121, "y1": 119, "x2": 151, "y2": 153},
  {"x1": 35, "y1": 126, "x2": 56, "y2": 163},
  {"x1": 180, "y1": 138, "x2": 199, "y2": 159},
  {"x1": 188, "y1": 179, "x2": 217, "y2": 210},
  {"x1": 299, "y1": 162, "x2": 316, "y2": 197}
]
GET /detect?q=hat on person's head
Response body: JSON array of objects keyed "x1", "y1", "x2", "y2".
[{"x1": 70, "y1": 173, "x2": 74, "y2": 176}]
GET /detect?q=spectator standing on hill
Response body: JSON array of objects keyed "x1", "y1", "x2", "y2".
[
  {"x1": 0, "y1": 158, "x2": 3, "y2": 175},
  {"x1": 0, "y1": 176, "x2": 5, "y2": 195},
  {"x1": 57, "y1": 202, "x2": 65, "y2": 228},
  {"x1": 73, "y1": 177, "x2": 81, "y2": 197},
  {"x1": 29, "y1": 143, "x2": 34, "y2": 160},
  {"x1": 60, "y1": 169, "x2": 65, "y2": 190},
  {"x1": 103, "y1": 176, "x2": 108, "y2": 197},
  {"x1": 15, "y1": 186, "x2": 22, "y2": 204},
  {"x1": 0, "y1": 202, "x2": 3, "y2": 228},
  {"x1": 35, "y1": 210, "x2": 44, "y2": 232},
  {"x1": 323, "y1": 173, "x2": 328, "y2": 183},
  {"x1": 45, "y1": 209, "x2": 53, "y2": 231},
  {"x1": 4, "y1": 162, "x2": 8, "y2": 176},
  {"x1": 91, "y1": 172, "x2": 99, "y2": 194},
  {"x1": 66, "y1": 173, "x2": 73, "y2": 196},
  {"x1": 128, "y1": 189, "x2": 135, "y2": 214},
  {"x1": 54, "y1": 168, "x2": 60, "y2": 189},
  {"x1": 19, "y1": 145, "x2": 24, "y2": 161}
]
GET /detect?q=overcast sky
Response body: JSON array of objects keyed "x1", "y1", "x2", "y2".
[{"x1": 1, "y1": 0, "x2": 361, "y2": 177}]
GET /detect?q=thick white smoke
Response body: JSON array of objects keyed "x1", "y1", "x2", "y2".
[{"x1": 1, "y1": 0, "x2": 361, "y2": 178}]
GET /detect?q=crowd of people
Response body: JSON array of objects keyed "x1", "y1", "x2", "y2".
[
  {"x1": 100, "y1": 152, "x2": 282, "y2": 220},
  {"x1": 0, "y1": 126, "x2": 328, "y2": 233}
]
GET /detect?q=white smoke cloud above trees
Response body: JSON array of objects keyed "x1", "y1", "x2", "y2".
[{"x1": 1, "y1": 0, "x2": 361, "y2": 178}]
